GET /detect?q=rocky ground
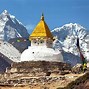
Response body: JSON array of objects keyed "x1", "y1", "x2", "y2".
[
  {"x1": 0, "y1": 63, "x2": 88, "y2": 89},
  {"x1": 0, "y1": 73, "x2": 88, "y2": 89},
  {"x1": 74, "y1": 79, "x2": 89, "y2": 89}
]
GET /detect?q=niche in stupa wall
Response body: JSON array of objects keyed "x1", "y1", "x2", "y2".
[{"x1": 46, "y1": 39, "x2": 53, "y2": 48}]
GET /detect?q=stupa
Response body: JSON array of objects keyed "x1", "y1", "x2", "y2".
[
  {"x1": 1, "y1": 15, "x2": 72, "y2": 88},
  {"x1": 21, "y1": 14, "x2": 63, "y2": 62}
]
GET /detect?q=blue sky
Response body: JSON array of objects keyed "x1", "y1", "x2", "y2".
[{"x1": 0, "y1": 0, "x2": 89, "y2": 33}]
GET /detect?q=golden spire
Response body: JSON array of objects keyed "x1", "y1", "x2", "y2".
[
  {"x1": 41, "y1": 13, "x2": 44, "y2": 21},
  {"x1": 30, "y1": 14, "x2": 53, "y2": 40}
]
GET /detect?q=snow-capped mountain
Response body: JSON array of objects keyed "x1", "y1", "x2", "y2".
[
  {"x1": 0, "y1": 10, "x2": 29, "y2": 72},
  {"x1": 0, "y1": 10, "x2": 29, "y2": 41},
  {"x1": 52, "y1": 23, "x2": 89, "y2": 61}
]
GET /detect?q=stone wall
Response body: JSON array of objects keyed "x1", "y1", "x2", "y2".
[
  {"x1": 5, "y1": 61, "x2": 71, "y2": 77},
  {"x1": 12, "y1": 61, "x2": 70, "y2": 69}
]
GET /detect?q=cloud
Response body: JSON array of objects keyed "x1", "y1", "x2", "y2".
[{"x1": 26, "y1": 24, "x2": 35, "y2": 34}]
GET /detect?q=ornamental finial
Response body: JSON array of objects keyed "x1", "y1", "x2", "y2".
[{"x1": 41, "y1": 13, "x2": 44, "y2": 20}]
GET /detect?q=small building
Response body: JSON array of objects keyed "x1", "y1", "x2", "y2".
[{"x1": 21, "y1": 14, "x2": 63, "y2": 62}]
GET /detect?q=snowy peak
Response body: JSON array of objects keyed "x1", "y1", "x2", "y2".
[
  {"x1": 53, "y1": 23, "x2": 86, "y2": 33},
  {"x1": 52, "y1": 23, "x2": 89, "y2": 61},
  {"x1": 64, "y1": 23, "x2": 84, "y2": 28},
  {"x1": 2, "y1": 10, "x2": 9, "y2": 16},
  {"x1": 0, "y1": 10, "x2": 29, "y2": 41},
  {"x1": 0, "y1": 10, "x2": 12, "y2": 22},
  {"x1": 52, "y1": 23, "x2": 87, "y2": 41},
  {"x1": 63, "y1": 23, "x2": 86, "y2": 34},
  {"x1": 53, "y1": 23, "x2": 86, "y2": 32},
  {"x1": 0, "y1": 10, "x2": 24, "y2": 26}
]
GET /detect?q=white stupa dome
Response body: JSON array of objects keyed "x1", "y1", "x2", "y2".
[{"x1": 21, "y1": 46, "x2": 63, "y2": 62}]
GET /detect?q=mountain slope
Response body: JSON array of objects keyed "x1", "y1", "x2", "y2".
[
  {"x1": 0, "y1": 10, "x2": 29, "y2": 41},
  {"x1": 0, "y1": 41, "x2": 21, "y2": 62},
  {"x1": 52, "y1": 23, "x2": 89, "y2": 61}
]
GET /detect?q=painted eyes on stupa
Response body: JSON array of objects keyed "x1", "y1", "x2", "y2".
[
  {"x1": 33, "y1": 40, "x2": 44, "y2": 44},
  {"x1": 40, "y1": 40, "x2": 44, "y2": 43}
]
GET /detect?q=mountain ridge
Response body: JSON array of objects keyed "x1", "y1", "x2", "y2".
[
  {"x1": 0, "y1": 10, "x2": 29, "y2": 41},
  {"x1": 52, "y1": 23, "x2": 89, "y2": 61}
]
